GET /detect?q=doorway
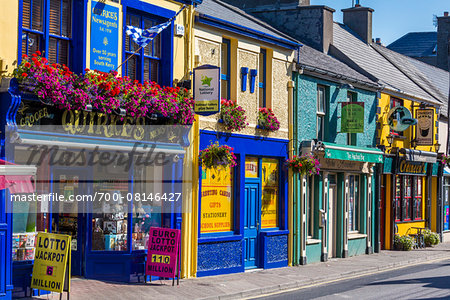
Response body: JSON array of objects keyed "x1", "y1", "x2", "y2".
[
  {"x1": 244, "y1": 180, "x2": 260, "y2": 269},
  {"x1": 51, "y1": 169, "x2": 86, "y2": 276},
  {"x1": 328, "y1": 175, "x2": 337, "y2": 258}
]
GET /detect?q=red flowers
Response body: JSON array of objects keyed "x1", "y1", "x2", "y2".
[
  {"x1": 287, "y1": 154, "x2": 320, "y2": 176},
  {"x1": 24, "y1": 62, "x2": 31, "y2": 68},
  {"x1": 199, "y1": 141, "x2": 237, "y2": 169},
  {"x1": 219, "y1": 98, "x2": 248, "y2": 131},
  {"x1": 22, "y1": 72, "x2": 28, "y2": 77},
  {"x1": 257, "y1": 107, "x2": 280, "y2": 132}
]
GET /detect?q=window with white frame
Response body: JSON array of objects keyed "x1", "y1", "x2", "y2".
[
  {"x1": 307, "y1": 177, "x2": 314, "y2": 238},
  {"x1": 316, "y1": 86, "x2": 326, "y2": 141},
  {"x1": 348, "y1": 175, "x2": 359, "y2": 232}
]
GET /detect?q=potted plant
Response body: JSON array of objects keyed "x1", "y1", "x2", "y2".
[
  {"x1": 394, "y1": 234, "x2": 414, "y2": 251},
  {"x1": 442, "y1": 155, "x2": 450, "y2": 167},
  {"x1": 199, "y1": 141, "x2": 237, "y2": 169},
  {"x1": 286, "y1": 154, "x2": 320, "y2": 176},
  {"x1": 257, "y1": 107, "x2": 280, "y2": 132},
  {"x1": 219, "y1": 98, "x2": 248, "y2": 131},
  {"x1": 423, "y1": 229, "x2": 440, "y2": 247}
]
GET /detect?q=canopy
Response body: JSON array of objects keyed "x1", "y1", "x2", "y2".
[
  {"x1": 399, "y1": 148, "x2": 437, "y2": 163},
  {"x1": 0, "y1": 159, "x2": 36, "y2": 194},
  {"x1": 317, "y1": 142, "x2": 384, "y2": 163}
]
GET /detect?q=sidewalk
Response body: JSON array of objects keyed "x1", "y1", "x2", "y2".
[{"x1": 33, "y1": 242, "x2": 450, "y2": 300}]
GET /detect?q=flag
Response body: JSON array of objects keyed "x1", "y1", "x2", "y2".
[{"x1": 125, "y1": 20, "x2": 171, "y2": 48}]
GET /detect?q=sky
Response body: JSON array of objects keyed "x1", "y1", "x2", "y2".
[{"x1": 311, "y1": 0, "x2": 449, "y2": 45}]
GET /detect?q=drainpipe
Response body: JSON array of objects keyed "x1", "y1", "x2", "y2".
[
  {"x1": 288, "y1": 80, "x2": 295, "y2": 266},
  {"x1": 426, "y1": 163, "x2": 432, "y2": 229},
  {"x1": 374, "y1": 163, "x2": 382, "y2": 252}
]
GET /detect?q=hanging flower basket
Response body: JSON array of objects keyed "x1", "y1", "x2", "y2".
[
  {"x1": 286, "y1": 154, "x2": 320, "y2": 176},
  {"x1": 442, "y1": 154, "x2": 450, "y2": 167},
  {"x1": 257, "y1": 107, "x2": 280, "y2": 132},
  {"x1": 219, "y1": 98, "x2": 248, "y2": 131},
  {"x1": 199, "y1": 141, "x2": 237, "y2": 169}
]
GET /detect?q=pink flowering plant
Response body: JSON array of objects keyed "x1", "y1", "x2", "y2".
[
  {"x1": 199, "y1": 141, "x2": 237, "y2": 169},
  {"x1": 286, "y1": 154, "x2": 320, "y2": 176},
  {"x1": 13, "y1": 51, "x2": 195, "y2": 125},
  {"x1": 442, "y1": 154, "x2": 450, "y2": 167},
  {"x1": 257, "y1": 107, "x2": 280, "y2": 132},
  {"x1": 219, "y1": 98, "x2": 248, "y2": 131}
]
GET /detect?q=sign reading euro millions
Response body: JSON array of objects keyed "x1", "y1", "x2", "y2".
[
  {"x1": 90, "y1": 1, "x2": 119, "y2": 72},
  {"x1": 193, "y1": 65, "x2": 221, "y2": 114},
  {"x1": 31, "y1": 232, "x2": 71, "y2": 293},
  {"x1": 146, "y1": 227, "x2": 180, "y2": 279}
]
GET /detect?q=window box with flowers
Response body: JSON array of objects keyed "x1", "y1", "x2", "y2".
[
  {"x1": 12, "y1": 52, "x2": 195, "y2": 125},
  {"x1": 218, "y1": 99, "x2": 248, "y2": 131},
  {"x1": 199, "y1": 141, "x2": 237, "y2": 169},
  {"x1": 257, "y1": 107, "x2": 280, "y2": 132},
  {"x1": 286, "y1": 154, "x2": 321, "y2": 176}
]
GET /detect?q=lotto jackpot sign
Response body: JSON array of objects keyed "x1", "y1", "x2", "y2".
[
  {"x1": 146, "y1": 227, "x2": 180, "y2": 278},
  {"x1": 31, "y1": 233, "x2": 71, "y2": 293}
]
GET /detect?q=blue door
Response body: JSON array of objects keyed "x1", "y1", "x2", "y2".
[
  {"x1": 0, "y1": 189, "x2": 11, "y2": 299},
  {"x1": 244, "y1": 181, "x2": 260, "y2": 269}
]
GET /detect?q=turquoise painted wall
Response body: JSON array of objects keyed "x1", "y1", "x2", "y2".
[
  {"x1": 348, "y1": 238, "x2": 367, "y2": 257},
  {"x1": 306, "y1": 243, "x2": 322, "y2": 263}
]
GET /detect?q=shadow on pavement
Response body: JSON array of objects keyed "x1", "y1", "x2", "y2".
[{"x1": 370, "y1": 275, "x2": 450, "y2": 290}]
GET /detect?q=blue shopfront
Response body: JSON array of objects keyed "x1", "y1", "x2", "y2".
[
  {"x1": 0, "y1": 85, "x2": 189, "y2": 298},
  {"x1": 197, "y1": 130, "x2": 289, "y2": 276}
]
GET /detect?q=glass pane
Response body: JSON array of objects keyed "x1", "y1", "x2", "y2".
[
  {"x1": 58, "y1": 39, "x2": 69, "y2": 65},
  {"x1": 261, "y1": 158, "x2": 278, "y2": 229},
  {"x1": 32, "y1": 0, "x2": 44, "y2": 31},
  {"x1": 349, "y1": 175, "x2": 354, "y2": 231},
  {"x1": 259, "y1": 86, "x2": 265, "y2": 108},
  {"x1": 23, "y1": 0, "x2": 31, "y2": 29},
  {"x1": 221, "y1": 79, "x2": 228, "y2": 99},
  {"x1": 61, "y1": 0, "x2": 72, "y2": 37},
  {"x1": 154, "y1": 34, "x2": 161, "y2": 58},
  {"x1": 307, "y1": 177, "x2": 313, "y2": 236},
  {"x1": 49, "y1": 0, "x2": 61, "y2": 35},
  {"x1": 126, "y1": 15, "x2": 140, "y2": 52},
  {"x1": 143, "y1": 58, "x2": 150, "y2": 81},
  {"x1": 201, "y1": 166, "x2": 234, "y2": 233},
  {"x1": 317, "y1": 87, "x2": 325, "y2": 113},
  {"x1": 317, "y1": 116, "x2": 323, "y2": 141},
  {"x1": 221, "y1": 42, "x2": 228, "y2": 75},
  {"x1": 150, "y1": 60, "x2": 159, "y2": 83},
  {"x1": 126, "y1": 55, "x2": 137, "y2": 81},
  {"x1": 143, "y1": 18, "x2": 154, "y2": 56},
  {"x1": 48, "y1": 38, "x2": 58, "y2": 64},
  {"x1": 23, "y1": 32, "x2": 40, "y2": 57},
  {"x1": 245, "y1": 157, "x2": 258, "y2": 178}
]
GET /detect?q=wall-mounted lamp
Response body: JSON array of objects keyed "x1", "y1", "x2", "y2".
[
  {"x1": 435, "y1": 142, "x2": 441, "y2": 153},
  {"x1": 410, "y1": 138, "x2": 417, "y2": 149},
  {"x1": 387, "y1": 135, "x2": 394, "y2": 147},
  {"x1": 339, "y1": 83, "x2": 354, "y2": 90}
]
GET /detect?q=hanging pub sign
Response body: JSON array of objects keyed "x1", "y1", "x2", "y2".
[
  {"x1": 387, "y1": 106, "x2": 417, "y2": 132},
  {"x1": 89, "y1": 0, "x2": 120, "y2": 72},
  {"x1": 341, "y1": 102, "x2": 365, "y2": 133},
  {"x1": 396, "y1": 158, "x2": 427, "y2": 175},
  {"x1": 193, "y1": 65, "x2": 220, "y2": 114},
  {"x1": 146, "y1": 227, "x2": 180, "y2": 283},
  {"x1": 31, "y1": 232, "x2": 71, "y2": 294},
  {"x1": 416, "y1": 109, "x2": 434, "y2": 146}
]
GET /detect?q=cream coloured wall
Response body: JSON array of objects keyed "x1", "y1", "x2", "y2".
[
  {"x1": 0, "y1": 0, "x2": 19, "y2": 78},
  {"x1": 439, "y1": 120, "x2": 448, "y2": 154}
]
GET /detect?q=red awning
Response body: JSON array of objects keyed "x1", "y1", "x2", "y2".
[{"x1": 0, "y1": 159, "x2": 36, "y2": 194}]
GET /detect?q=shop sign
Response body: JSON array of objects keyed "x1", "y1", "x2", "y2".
[
  {"x1": 31, "y1": 232, "x2": 71, "y2": 293},
  {"x1": 146, "y1": 227, "x2": 180, "y2": 278},
  {"x1": 444, "y1": 206, "x2": 449, "y2": 231},
  {"x1": 319, "y1": 157, "x2": 371, "y2": 173},
  {"x1": 397, "y1": 159, "x2": 427, "y2": 175},
  {"x1": 416, "y1": 109, "x2": 434, "y2": 146},
  {"x1": 193, "y1": 65, "x2": 220, "y2": 114},
  {"x1": 245, "y1": 157, "x2": 258, "y2": 178},
  {"x1": 90, "y1": 1, "x2": 119, "y2": 72},
  {"x1": 387, "y1": 106, "x2": 417, "y2": 132},
  {"x1": 200, "y1": 166, "x2": 233, "y2": 233},
  {"x1": 341, "y1": 102, "x2": 364, "y2": 133},
  {"x1": 261, "y1": 159, "x2": 278, "y2": 228}
]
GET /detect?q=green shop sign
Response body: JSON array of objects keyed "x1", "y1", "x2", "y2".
[
  {"x1": 322, "y1": 143, "x2": 383, "y2": 163},
  {"x1": 341, "y1": 102, "x2": 365, "y2": 133}
]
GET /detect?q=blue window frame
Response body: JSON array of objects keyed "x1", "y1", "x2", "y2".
[
  {"x1": 124, "y1": 12, "x2": 162, "y2": 83},
  {"x1": 20, "y1": 0, "x2": 73, "y2": 66},
  {"x1": 221, "y1": 38, "x2": 231, "y2": 99},
  {"x1": 259, "y1": 49, "x2": 267, "y2": 107}
]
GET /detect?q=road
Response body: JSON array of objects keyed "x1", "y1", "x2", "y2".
[{"x1": 258, "y1": 259, "x2": 450, "y2": 300}]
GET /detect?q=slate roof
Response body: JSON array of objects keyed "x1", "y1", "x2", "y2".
[
  {"x1": 196, "y1": 0, "x2": 299, "y2": 46},
  {"x1": 372, "y1": 43, "x2": 449, "y2": 116},
  {"x1": 387, "y1": 32, "x2": 437, "y2": 58},
  {"x1": 297, "y1": 45, "x2": 379, "y2": 88},
  {"x1": 332, "y1": 22, "x2": 442, "y2": 106}
]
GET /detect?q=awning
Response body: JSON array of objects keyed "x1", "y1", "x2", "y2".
[
  {"x1": 0, "y1": 160, "x2": 36, "y2": 194},
  {"x1": 399, "y1": 148, "x2": 437, "y2": 163},
  {"x1": 317, "y1": 142, "x2": 384, "y2": 163},
  {"x1": 444, "y1": 166, "x2": 450, "y2": 175}
]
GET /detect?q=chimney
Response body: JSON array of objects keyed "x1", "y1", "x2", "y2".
[
  {"x1": 437, "y1": 12, "x2": 450, "y2": 70},
  {"x1": 221, "y1": 0, "x2": 310, "y2": 10},
  {"x1": 342, "y1": 6, "x2": 374, "y2": 44},
  {"x1": 375, "y1": 38, "x2": 381, "y2": 45}
]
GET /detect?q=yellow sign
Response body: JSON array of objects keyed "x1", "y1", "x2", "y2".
[
  {"x1": 245, "y1": 157, "x2": 259, "y2": 178},
  {"x1": 151, "y1": 254, "x2": 171, "y2": 264},
  {"x1": 31, "y1": 232, "x2": 71, "y2": 293},
  {"x1": 201, "y1": 166, "x2": 233, "y2": 233},
  {"x1": 261, "y1": 159, "x2": 279, "y2": 228}
]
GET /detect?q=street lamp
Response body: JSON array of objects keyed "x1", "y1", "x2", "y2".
[
  {"x1": 387, "y1": 135, "x2": 394, "y2": 147},
  {"x1": 435, "y1": 142, "x2": 441, "y2": 152},
  {"x1": 410, "y1": 139, "x2": 417, "y2": 149}
]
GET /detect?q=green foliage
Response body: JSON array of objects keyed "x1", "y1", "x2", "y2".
[
  {"x1": 423, "y1": 229, "x2": 440, "y2": 247},
  {"x1": 394, "y1": 234, "x2": 414, "y2": 251}
]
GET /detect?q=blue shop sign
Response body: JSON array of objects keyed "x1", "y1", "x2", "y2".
[{"x1": 90, "y1": 1, "x2": 119, "y2": 72}]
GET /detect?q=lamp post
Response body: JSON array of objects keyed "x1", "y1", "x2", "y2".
[{"x1": 435, "y1": 142, "x2": 441, "y2": 153}]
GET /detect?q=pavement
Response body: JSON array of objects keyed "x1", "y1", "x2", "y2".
[{"x1": 31, "y1": 242, "x2": 450, "y2": 300}]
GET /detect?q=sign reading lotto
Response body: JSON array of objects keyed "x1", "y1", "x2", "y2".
[
  {"x1": 397, "y1": 159, "x2": 427, "y2": 175},
  {"x1": 90, "y1": 1, "x2": 119, "y2": 72},
  {"x1": 201, "y1": 166, "x2": 233, "y2": 232},
  {"x1": 146, "y1": 227, "x2": 180, "y2": 278},
  {"x1": 416, "y1": 109, "x2": 434, "y2": 146},
  {"x1": 194, "y1": 65, "x2": 220, "y2": 114},
  {"x1": 341, "y1": 102, "x2": 364, "y2": 133},
  {"x1": 31, "y1": 232, "x2": 71, "y2": 293}
]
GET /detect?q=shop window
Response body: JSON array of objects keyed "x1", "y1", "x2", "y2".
[
  {"x1": 444, "y1": 177, "x2": 450, "y2": 231},
  {"x1": 221, "y1": 38, "x2": 231, "y2": 99},
  {"x1": 245, "y1": 156, "x2": 258, "y2": 178},
  {"x1": 403, "y1": 176, "x2": 412, "y2": 221},
  {"x1": 347, "y1": 92, "x2": 357, "y2": 146},
  {"x1": 200, "y1": 166, "x2": 234, "y2": 233},
  {"x1": 307, "y1": 177, "x2": 314, "y2": 238},
  {"x1": 21, "y1": 0, "x2": 72, "y2": 66},
  {"x1": 261, "y1": 158, "x2": 279, "y2": 229},
  {"x1": 348, "y1": 175, "x2": 359, "y2": 232},
  {"x1": 395, "y1": 175, "x2": 424, "y2": 222},
  {"x1": 124, "y1": 13, "x2": 162, "y2": 83},
  {"x1": 394, "y1": 175, "x2": 401, "y2": 222},
  {"x1": 259, "y1": 49, "x2": 267, "y2": 108},
  {"x1": 317, "y1": 86, "x2": 326, "y2": 141},
  {"x1": 413, "y1": 177, "x2": 423, "y2": 220},
  {"x1": 390, "y1": 97, "x2": 404, "y2": 137},
  {"x1": 132, "y1": 165, "x2": 162, "y2": 250}
]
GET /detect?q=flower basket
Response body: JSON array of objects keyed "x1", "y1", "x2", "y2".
[
  {"x1": 257, "y1": 107, "x2": 280, "y2": 132},
  {"x1": 219, "y1": 99, "x2": 248, "y2": 131},
  {"x1": 286, "y1": 154, "x2": 320, "y2": 176},
  {"x1": 442, "y1": 155, "x2": 450, "y2": 167},
  {"x1": 199, "y1": 141, "x2": 237, "y2": 169}
]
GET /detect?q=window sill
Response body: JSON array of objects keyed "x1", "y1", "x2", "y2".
[
  {"x1": 348, "y1": 233, "x2": 367, "y2": 240},
  {"x1": 306, "y1": 238, "x2": 321, "y2": 245}
]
